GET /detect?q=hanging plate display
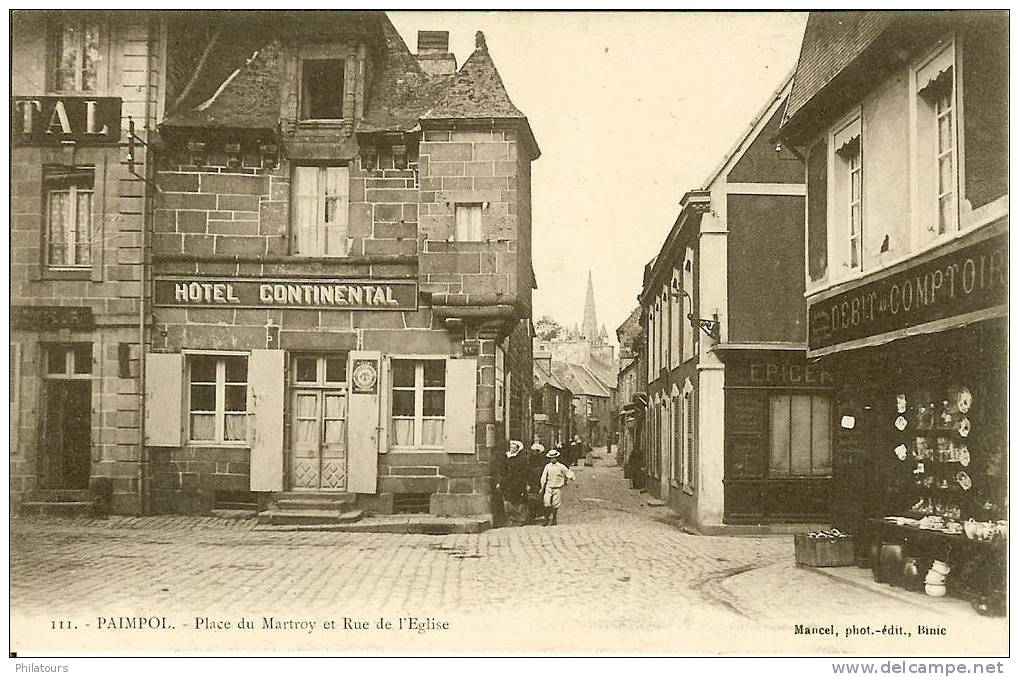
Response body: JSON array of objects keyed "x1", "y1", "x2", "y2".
[
  {"x1": 958, "y1": 417, "x2": 971, "y2": 438},
  {"x1": 959, "y1": 446, "x2": 970, "y2": 467},
  {"x1": 895, "y1": 416, "x2": 908, "y2": 431},
  {"x1": 956, "y1": 471, "x2": 972, "y2": 491},
  {"x1": 957, "y1": 388, "x2": 973, "y2": 414},
  {"x1": 896, "y1": 394, "x2": 907, "y2": 414}
]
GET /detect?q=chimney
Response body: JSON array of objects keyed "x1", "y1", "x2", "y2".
[{"x1": 415, "y1": 30, "x2": 457, "y2": 76}]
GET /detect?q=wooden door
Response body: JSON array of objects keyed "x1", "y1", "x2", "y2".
[
  {"x1": 290, "y1": 389, "x2": 347, "y2": 490},
  {"x1": 41, "y1": 380, "x2": 91, "y2": 489}
]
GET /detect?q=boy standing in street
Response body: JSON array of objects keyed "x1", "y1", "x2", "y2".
[{"x1": 540, "y1": 449, "x2": 576, "y2": 526}]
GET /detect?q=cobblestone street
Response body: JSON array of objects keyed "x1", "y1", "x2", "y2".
[{"x1": 11, "y1": 456, "x2": 1006, "y2": 655}]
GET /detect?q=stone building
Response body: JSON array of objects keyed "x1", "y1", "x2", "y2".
[
  {"x1": 532, "y1": 352, "x2": 573, "y2": 448},
  {"x1": 11, "y1": 11, "x2": 164, "y2": 514},
  {"x1": 11, "y1": 11, "x2": 539, "y2": 520},
  {"x1": 614, "y1": 307, "x2": 644, "y2": 474},
  {"x1": 641, "y1": 74, "x2": 829, "y2": 533},
  {"x1": 550, "y1": 361, "x2": 613, "y2": 448},
  {"x1": 144, "y1": 12, "x2": 538, "y2": 518}
]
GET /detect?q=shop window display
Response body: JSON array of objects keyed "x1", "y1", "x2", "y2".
[{"x1": 835, "y1": 326, "x2": 1008, "y2": 614}]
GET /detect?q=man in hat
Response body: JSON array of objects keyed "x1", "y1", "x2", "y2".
[{"x1": 539, "y1": 448, "x2": 576, "y2": 526}]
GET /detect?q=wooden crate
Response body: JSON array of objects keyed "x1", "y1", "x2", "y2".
[{"x1": 794, "y1": 533, "x2": 855, "y2": 567}]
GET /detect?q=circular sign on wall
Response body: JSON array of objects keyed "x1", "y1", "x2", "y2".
[{"x1": 352, "y1": 359, "x2": 379, "y2": 394}]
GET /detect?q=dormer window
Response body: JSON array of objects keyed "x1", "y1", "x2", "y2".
[{"x1": 301, "y1": 59, "x2": 344, "y2": 120}]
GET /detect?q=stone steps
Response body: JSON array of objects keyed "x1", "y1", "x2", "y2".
[
  {"x1": 21, "y1": 501, "x2": 96, "y2": 517},
  {"x1": 275, "y1": 497, "x2": 355, "y2": 511},
  {"x1": 257, "y1": 490, "x2": 362, "y2": 526},
  {"x1": 27, "y1": 489, "x2": 92, "y2": 502},
  {"x1": 257, "y1": 508, "x2": 363, "y2": 526},
  {"x1": 253, "y1": 514, "x2": 492, "y2": 534},
  {"x1": 274, "y1": 491, "x2": 355, "y2": 502}
]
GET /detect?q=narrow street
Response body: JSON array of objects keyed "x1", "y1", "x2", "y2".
[{"x1": 10, "y1": 452, "x2": 1005, "y2": 655}]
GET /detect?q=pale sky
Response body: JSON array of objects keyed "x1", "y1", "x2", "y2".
[{"x1": 390, "y1": 11, "x2": 808, "y2": 343}]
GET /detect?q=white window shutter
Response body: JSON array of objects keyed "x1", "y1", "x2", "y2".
[
  {"x1": 444, "y1": 357, "x2": 477, "y2": 454},
  {"x1": 378, "y1": 356, "x2": 391, "y2": 454},
  {"x1": 347, "y1": 350, "x2": 381, "y2": 493},
  {"x1": 145, "y1": 353, "x2": 183, "y2": 447},
  {"x1": 249, "y1": 349, "x2": 284, "y2": 491}
]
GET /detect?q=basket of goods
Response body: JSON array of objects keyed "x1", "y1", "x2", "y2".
[{"x1": 794, "y1": 528, "x2": 855, "y2": 567}]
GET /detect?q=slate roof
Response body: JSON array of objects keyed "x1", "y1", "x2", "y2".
[
  {"x1": 781, "y1": 11, "x2": 964, "y2": 140},
  {"x1": 160, "y1": 12, "x2": 537, "y2": 155},
  {"x1": 551, "y1": 361, "x2": 612, "y2": 399},
  {"x1": 161, "y1": 11, "x2": 383, "y2": 129},
  {"x1": 784, "y1": 12, "x2": 895, "y2": 124},
  {"x1": 358, "y1": 17, "x2": 452, "y2": 133},
  {"x1": 534, "y1": 362, "x2": 570, "y2": 393},
  {"x1": 585, "y1": 357, "x2": 618, "y2": 389},
  {"x1": 422, "y1": 32, "x2": 526, "y2": 121},
  {"x1": 163, "y1": 43, "x2": 282, "y2": 130}
]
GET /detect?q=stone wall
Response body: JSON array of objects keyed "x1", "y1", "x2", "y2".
[
  {"x1": 10, "y1": 14, "x2": 162, "y2": 513},
  {"x1": 418, "y1": 129, "x2": 523, "y2": 302}
]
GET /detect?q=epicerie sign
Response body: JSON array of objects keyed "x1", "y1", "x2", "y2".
[{"x1": 154, "y1": 278, "x2": 418, "y2": 311}]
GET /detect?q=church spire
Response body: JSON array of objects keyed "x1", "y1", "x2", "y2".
[{"x1": 582, "y1": 270, "x2": 599, "y2": 341}]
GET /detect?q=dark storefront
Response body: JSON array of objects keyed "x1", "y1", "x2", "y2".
[
  {"x1": 813, "y1": 224, "x2": 1007, "y2": 601},
  {"x1": 719, "y1": 349, "x2": 834, "y2": 524}
]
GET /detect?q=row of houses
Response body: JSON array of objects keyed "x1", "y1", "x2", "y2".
[
  {"x1": 11, "y1": 10, "x2": 540, "y2": 520},
  {"x1": 532, "y1": 274, "x2": 618, "y2": 451},
  {"x1": 616, "y1": 11, "x2": 1007, "y2": 538}
]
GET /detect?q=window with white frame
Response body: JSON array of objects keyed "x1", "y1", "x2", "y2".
[
  {"x1": 682, "y1": 386, "x2": 694, "y2": 487},
  {"x1": 52, "y1": 13, "x2": 102, "y2": 92},
  {"x1": 391, "y1": 359, "x2": 446, "y2": 448},
  {"x1": 292, "y1": 165, "x2": 350, "y2": 256},
  {"x1": 670, "y1": 269, "x2": 681, "y2": 369},
  {"x1": 661, "y1": 288, "x2": 670, "y2": 371},
  {"x1": 670, "y1": 394, "x2": 681, "y2": 483},
  {"x1": 660, "y1": 399, "x2": 669, "y2": 480},
  {"x1": 832, "y1": 117, "x2": 862, "y2": 271},
  {"x1": 188, "y1": 355, "x2": 248, "y2": 444},
  {"x1": 454, "y1": 203, "x2": 483, "y2": 241},
  {"x1": 914, "y1": 43, "x2": 958, "y2": 240},
  {"x1": 654, "y1": 297, "x2": 663, "y2": 375},
  {"x1": 646, "y1": 310, "x2": 654, "y2": 382},
  {"x1": 44, "y1": 165, "x2": 94, "y2": 268},
  {"x1": 681, "y1": 248, "x2": 695, "y2": 361}
]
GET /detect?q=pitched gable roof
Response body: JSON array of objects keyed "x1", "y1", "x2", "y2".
[
  {"x1": 551, "y1": 361, "x2": 611, "y2": 399},
  {"x1": 160, "y1": 14, "x2": 537, "y2": 158},
  {"x1": 163, "y1": 43, "x2": 281, "y2": 130},
  {"x1": 422, "y1": 31, "x2": 525, "y2": 120},
  {"x1": 359, "y1": 15, "x2": 453, "y2": 133},
  {"x1": 784, "y1": 12, "x2": 894, "y2": 125},
  {"x1": 161, "y1": 11, "x2": 384, "y2": 130}
]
